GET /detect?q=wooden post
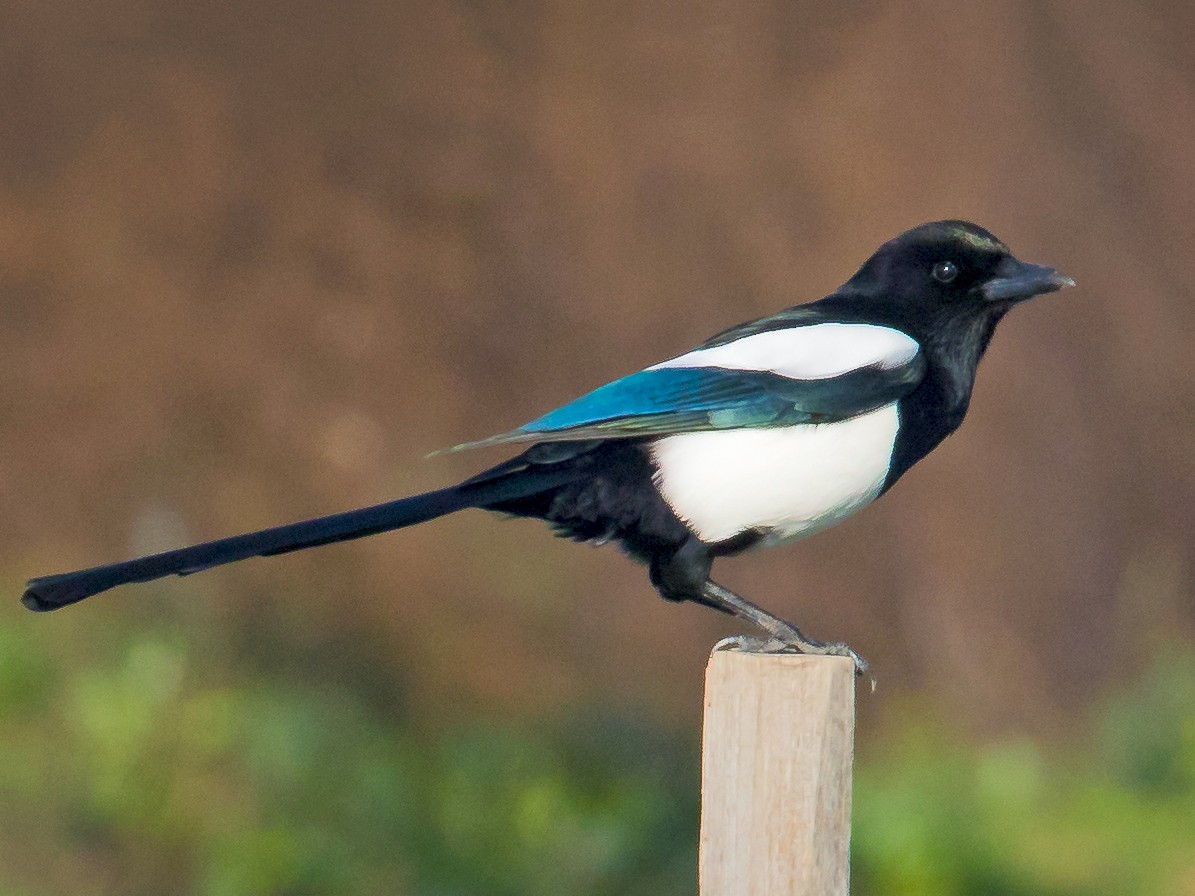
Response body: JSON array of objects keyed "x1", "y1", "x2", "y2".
[{"x1": 698, "y1": 650, "x2": 856, "y2": 896}]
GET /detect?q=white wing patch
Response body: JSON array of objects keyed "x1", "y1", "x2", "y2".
[{"x1": 648, "y1": 322, "x2": 918, "y2": 381}]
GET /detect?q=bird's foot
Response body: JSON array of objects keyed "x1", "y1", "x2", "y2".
[
  {"x1": 697, "y1": 578, "x2": 873, "y2": 686},
  {"x1": 714, "y1": 632, "x2": 874, "y2": 689}
]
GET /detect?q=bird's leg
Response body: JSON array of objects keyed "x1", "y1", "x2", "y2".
[
  {"x1": 700, "y1": 579, "x2": 870, "y2": 678},
  {"x1": 649, "y1": 539, "x2": 870, "y2": 678}
]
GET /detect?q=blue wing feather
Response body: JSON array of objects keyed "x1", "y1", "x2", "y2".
[
  {"x1": 446, "y1": 353, "x2": 925, "y2": 451},
  {"x1": 526, "y1": 368, "x2": 785, "y2": 431}
]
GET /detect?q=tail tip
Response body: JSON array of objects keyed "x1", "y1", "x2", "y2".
[
  {"x1": 22, "y1": 588, "x2": 54, "y2": 612},
  {"x1": 21, "y1": 579, "x2": 72, "y2": 612}
]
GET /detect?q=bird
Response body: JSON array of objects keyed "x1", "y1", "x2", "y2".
[{"x1": 22, "y1": 220, "x2": 1073, "y2": 674}]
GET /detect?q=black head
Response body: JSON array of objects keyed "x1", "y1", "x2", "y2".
[{"x1": 842, "y1": 220, "x2": 1074, "y2": 326}]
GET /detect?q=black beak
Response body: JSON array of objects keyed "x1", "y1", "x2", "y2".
[{"x1": 981, "y1": 257, "x2": 1075, "y2": 303}]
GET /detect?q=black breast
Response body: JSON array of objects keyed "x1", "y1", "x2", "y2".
[{"x1": 884, "y1": 307, "x2": 1002, "y2": 491}]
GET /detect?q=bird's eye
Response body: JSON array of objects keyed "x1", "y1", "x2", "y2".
[{"x1": 932, "y1": 260, "x2": 958, "y2": 283}]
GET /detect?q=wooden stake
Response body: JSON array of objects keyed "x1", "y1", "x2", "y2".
[{"x1": 698, "y1": 650, "x2": 856, "y2": 896}]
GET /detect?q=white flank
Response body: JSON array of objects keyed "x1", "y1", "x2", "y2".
[
  {"x1": 648, "y1": 322, "x2": 918, "y2": 380},
  {"x1": 650, "y1": 403, "x2": 900, "y2": 544}
]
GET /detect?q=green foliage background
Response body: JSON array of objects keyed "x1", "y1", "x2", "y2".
[{"x1": 2, "y1": 603, "x2": 1192, "y2": 895}]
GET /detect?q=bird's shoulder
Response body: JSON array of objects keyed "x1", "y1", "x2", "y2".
[{"x1": 669, "y1": 298, "x2": 922, "y2": 382}]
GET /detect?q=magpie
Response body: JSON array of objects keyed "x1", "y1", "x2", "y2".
[{"x1": 22, "y1": 221, "x2": 1073, "y2": 674}]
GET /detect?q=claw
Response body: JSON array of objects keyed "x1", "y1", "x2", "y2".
[
  {"x1": 713, "y1": 634, "x2": 874, "y2": 689},
  {"x1": 714, "y1": 634, "x2": 777, "y2": 652}
]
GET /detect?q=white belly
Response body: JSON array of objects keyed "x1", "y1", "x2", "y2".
[{"x1": 649, "y1": 404, "x2": 900, "y2": 545}]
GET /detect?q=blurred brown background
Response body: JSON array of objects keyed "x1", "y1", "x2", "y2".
[{"x1": 3, "y1": 0, "x2": 1194, "y2": 741}]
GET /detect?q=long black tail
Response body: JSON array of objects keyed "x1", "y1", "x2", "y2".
[{"x1": 23, "y1": 468, "x2": 572, "y2": 612}]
